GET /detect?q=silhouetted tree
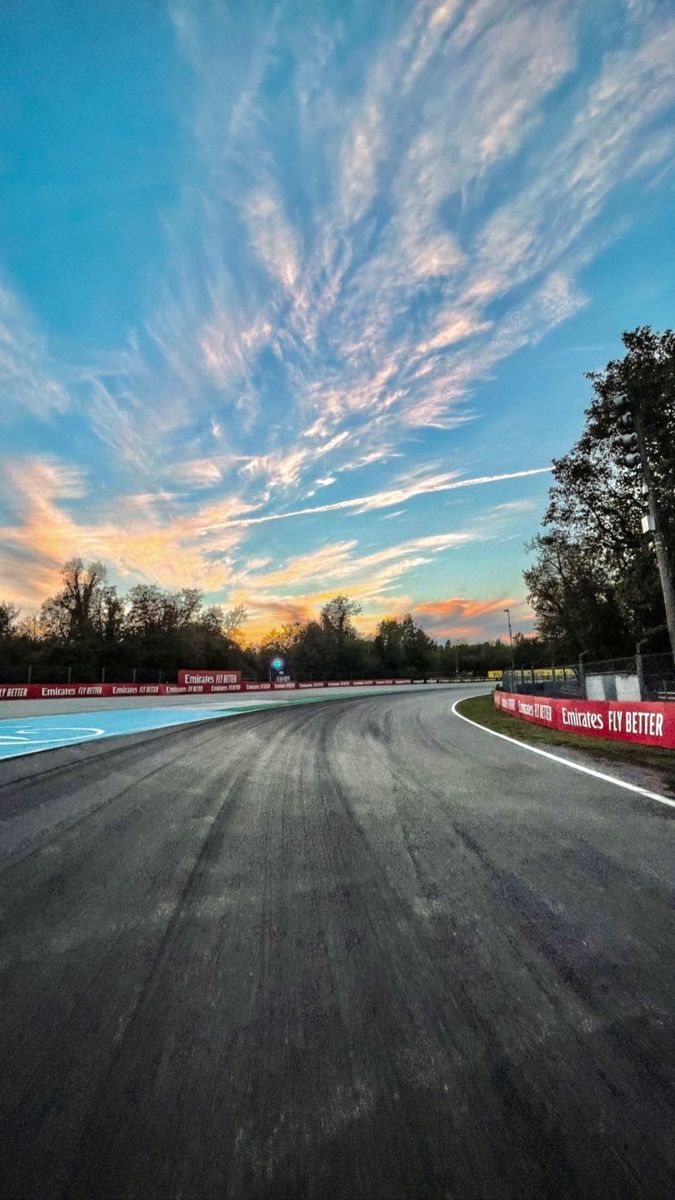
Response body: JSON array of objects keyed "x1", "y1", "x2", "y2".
[{"x1": 526, "y1": 327, "x2": 675, "y2": 656}]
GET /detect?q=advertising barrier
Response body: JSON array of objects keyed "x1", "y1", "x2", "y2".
[
  {"x1": 177, "y1": 669, "x2": 241, "y2": 686},
  {"x1": 0, "y1": 684, "x2": 164, "y2": 700},
  {"x1": 0, "y1": 677, "x2": 457, "y2": 702},
  {"x1": 494, "y1": 689, "x2": 675, "y2": 749}
]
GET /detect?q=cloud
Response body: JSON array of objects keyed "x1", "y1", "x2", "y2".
[
  {"x1": 0, "y1": 455, "x2": 251, "y2": 606},
  {"x1": 0, "y1": 279, "x2": 71, "y2": 422},
  {"x1": 226, "y1": 521, "x2": 480, "y2": 642},
  {"x1": 413, "y1": 594, "x2": 534, "y2": 640},
  {"x1": 79, "y1": 0, "x2": 673, "y2": 486},
  {"x1": 245, "y1": 188, "x2": 301, "y2": 292},
  {"x1": 220, "y1": 466, "x2": 551, "y2": 528}
]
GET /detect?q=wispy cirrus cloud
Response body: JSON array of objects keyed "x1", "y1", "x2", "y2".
[
  {"x1": 0, "y1": 279, "x2": 70, "y2": 422},
  {"x1": 220, "y1": 467, "x2": 552, "y2": 528},
  {"x1": 228, "y1": 527, "x2": 478, "y2": 641},
  {"x1": 75, "y1": 0, "x2": 675, "y2": 489}
]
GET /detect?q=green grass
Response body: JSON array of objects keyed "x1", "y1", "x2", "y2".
[{"x1": 456, "y1": 692, "x2": 675, "y2": 795}]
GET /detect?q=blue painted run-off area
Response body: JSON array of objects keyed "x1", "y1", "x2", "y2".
[{"x1": 0, "y1": 705, "x2": 264, "y2": 762}]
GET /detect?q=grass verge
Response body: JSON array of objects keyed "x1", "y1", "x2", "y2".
[{"x1": 456, "y1": 692, "x2": 675, "y2": 795}]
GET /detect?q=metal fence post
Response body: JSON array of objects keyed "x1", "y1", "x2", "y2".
[
  {"x1": 636, "y1": 644, "x2": 646, "y2": 701},
  {"x1": 67, "y1": 665, "x2": 72, "y2": 684},
  {"x1": 578, "y1": 652, "x2": 588, "y2": 700},
  {"x1": 101, "y1": 666, "x2": 106, "y2": 684},
  {"x1": 27, "y1": 664, "x2": 32, "y2": 684},
  {"x1": 132, "y1": 666, "x2": 137, "y2": 684}
]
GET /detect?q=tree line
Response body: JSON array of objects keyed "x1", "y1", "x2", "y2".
[
  {"x1": 524, "y1": 327, "x2": 675, "y2": 662},
  {"x1": 0, "y1": 561, "x2": 252, "y2": 683},
  {"x1": 0, "y1": 563, "x2": 547, "y2": 684}
]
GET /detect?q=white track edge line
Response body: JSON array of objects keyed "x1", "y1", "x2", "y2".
[{"x1": 451, "y1": 697, "x2": 675, "y2": 810}]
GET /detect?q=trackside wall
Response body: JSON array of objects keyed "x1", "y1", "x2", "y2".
[
  {"x1": 494, "y1": 689, "x2": 675, "y2": 749},
  {"x1": 0, "y1": 678, "x2": 452, "y2": 703}
]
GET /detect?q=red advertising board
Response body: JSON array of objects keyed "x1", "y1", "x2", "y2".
[
  {"x1": 177, "y1": 669, "x2": 241, "y2": 686},
  {"x1": 0, "y1": 677, "x2": 453, "y2": 703},
  {"x1": 0, "y1": 683, "x2": 164, "y2": 700},
  {"x1": 494, "y1": 689, "x2": 675, "y2": 749}
]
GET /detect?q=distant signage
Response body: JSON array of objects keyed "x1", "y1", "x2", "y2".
[
  {"x1": 490, "y1": 668, "x2": 569, "y2": 680},
  {"x1": 177, "y1": 669, "x2": 241, "y2": 686}
]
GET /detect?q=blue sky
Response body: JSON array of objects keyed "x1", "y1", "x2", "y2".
[{"x1": 1, "y1": 0, "x2": 674, "y2": 642}]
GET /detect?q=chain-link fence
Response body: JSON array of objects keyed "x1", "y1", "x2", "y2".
[
  {"x1": 501, "y1": 653, "x2": 675, "y2": 701},
  {"x1": 0, "y1": 664, "x2": 178, "y2": 685},
  {"x1": 641, "y1": 652, "x2": 675, "y2": 699},
  {"x1": 501, "y1": 668, "x2": 582, "y2": 698}
]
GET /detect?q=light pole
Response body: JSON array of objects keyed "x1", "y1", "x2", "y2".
[
  {"x1": 503, "y1": 608, "x2": 515, "y2": 679},
  {"x1": 634, "y1": 414, "x2": 675, "y2": 660}
]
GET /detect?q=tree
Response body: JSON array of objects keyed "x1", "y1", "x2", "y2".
[
  {"x1": 287, "y1": 621, "x2": 329, "y2": 680},
  {"x1": 524, "y1": 532, "x2": 631, "y2": 659},
  {"x1": 399, "y1": 614, "x2": 435, "y2": 675},
  {"x1": 94, "y1": 586, "x2": 125, "y2": 644},
  {"x1": 526, "y1": 327, "x2": 675, "y2": 656},
  {"x1": 0, "y1": 602, "x2": 19, "y2": 640},
  {"x1": 320, "y1": 595, "x2": 363, "y2": 678},
  {"x1": 374, "y1": 614, "x2": 436, "y2": 676},
  {"x1": 320, "y1": 595, "x2": 362, "y2": 638},
  {"x1": 221, "y1": 603, "x2": 248, "y2": 641},
  {"x1": 39, "y1": 559, "x2": 108, "y2": 642},
  {"x1": 374, "y1": 618, "x2": 405, "y2": 675}
]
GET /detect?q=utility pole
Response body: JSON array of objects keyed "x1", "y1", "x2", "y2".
[
  {"x1": 503, "y1": 608, "x2": 515, "y2": 679},
  {"x1": 635, "y1": 414, "x2": 675, "y2": 659},
  {"x1": 454, "y1": 641, "x2": 459, "y2": 677},
  {"x1": 613, "y1": 394, "x2": 675, "y2": 659}
]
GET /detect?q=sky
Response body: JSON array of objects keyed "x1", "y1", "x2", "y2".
[{"x1": 1, "y1": 0, "x2": 675, "y2": 645}]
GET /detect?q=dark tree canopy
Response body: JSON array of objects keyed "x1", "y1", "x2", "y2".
[{"x1": 525, "y1": 327, "x2": 675, "y2": 658}]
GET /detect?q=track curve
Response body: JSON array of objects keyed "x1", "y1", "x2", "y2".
[{"x1": 0, "y1": 688, "x2": 673, "y2": 1199}]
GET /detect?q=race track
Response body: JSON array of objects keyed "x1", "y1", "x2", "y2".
[
  {"x1": 0, "y1": 687, "x2": 673, "y2": 1199},
  {"x1": 0, "y1": 682, "x2": 479, "y2": 761}
]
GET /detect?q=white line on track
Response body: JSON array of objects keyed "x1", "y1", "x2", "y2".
[
  {"x1": 451, "y1": 697, "x2": 675, "y2": 811},
  {"x1": 0, "y1": 725, "x2": 105, "y2": 747}
]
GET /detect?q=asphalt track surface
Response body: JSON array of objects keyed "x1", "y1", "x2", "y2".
[
  {"x1": 0, "y1": 688, "x2": 673, "y2": 1199},
  {"x1": 0, "y1": 683, "x2": 470, "y2": 761}
]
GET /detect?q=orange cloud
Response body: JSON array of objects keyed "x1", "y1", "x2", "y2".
[
  {"x1": 414, "y1": 597, "x2": 516, "y2": 620},
  {"x1": 0, "y1": 456, "x2": 251, "y2": 608},
  {"x1": 413, "y1": 596, "x2": 535, "y2": 641}
]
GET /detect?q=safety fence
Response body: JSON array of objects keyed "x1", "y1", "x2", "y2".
[
  {"x1": 0, "y1": 677, "x2": 455, "y2": 702},
  {"x1": 494, "y1": 689, "x2": 675, "y2": 749},
  {"x1": 501, "y1": 667, "x2": 581, "y2": 699}
]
